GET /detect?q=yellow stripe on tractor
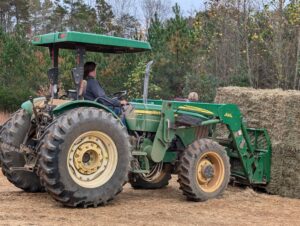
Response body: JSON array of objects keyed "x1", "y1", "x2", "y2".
[
  {"x1": 133, "y1": 110, "x2": 161, "y2": 115},
  {"x1": 178, "y1": 105, "x2": 214, "y2": 116}
]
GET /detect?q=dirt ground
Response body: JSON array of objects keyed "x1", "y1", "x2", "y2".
[{"x1": 0, "y1": 172, "x2": 299, "y2": 226}]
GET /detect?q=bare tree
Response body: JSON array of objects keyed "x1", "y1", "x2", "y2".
[
  {"x1": 271, "y1": 0, "x2": 285, "y2": 88},
  {"x1": 294, "y1": 28, "x2": 300, "y2": 89},
  {"x1": 108, "y1": 0, "x2": 137, "y2": 18},
  {"x1": 243, "y1": 0, "x2": 253, "y2": 87},
  {"x1": 141, "y1": 0, "x2": 171, "y2": 29}
]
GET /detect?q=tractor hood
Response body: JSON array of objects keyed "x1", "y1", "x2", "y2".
[{"x1": 21, "y1": 97, "x2": 46, "y2": 114}]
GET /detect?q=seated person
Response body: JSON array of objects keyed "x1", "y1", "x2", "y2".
[
  {"x1": 83, "y1": 61, "x2": 127, "y2": 114},
  {"x1": 188, "y1": 92, "x2": 199, "y2": 101},
  {"x1": 174, "y1": 92, "x2": 199, "y2": 102}
]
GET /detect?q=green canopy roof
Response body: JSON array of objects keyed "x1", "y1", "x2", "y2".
[{"x1": 32, "y1": 31, "x2": 151, "y2": 53}]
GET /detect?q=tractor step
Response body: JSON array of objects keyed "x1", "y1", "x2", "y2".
[{"x1": 132, "y1": 151, "x2": 147, "y2": 156}]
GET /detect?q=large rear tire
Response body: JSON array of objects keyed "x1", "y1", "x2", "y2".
[
  {"x1": 0, "y1": 116, "x2": 13, "y2": 167},
  {"x1": 178, "y1": 139, "x2": 230, "y2": 201},
  {"x1": 129, "y1": 163, "x2": 172, "y2": 189},
  {"x1": 39, "y1": 107, "x2": 131, "y2": 207},
  {"x1": 0, "y1": 110, "x2": 43, "y2": 192}
]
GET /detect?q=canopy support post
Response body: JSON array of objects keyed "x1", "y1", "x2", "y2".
[
  {"x1": 48, "y1": 45, "x2": 59, "y2": 99},
  {"x1": 72, "y1": 46, "x2": 85, "y2": 100}
]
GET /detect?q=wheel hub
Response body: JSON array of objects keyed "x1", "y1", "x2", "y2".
[
  {"x1": 196, "y1": 152, "x2": 225, "y2": 193},
  {"x1": 82, "y1": 152, "x2": 91, "y2": 163},
  {"x1": 67, "y1": 131, "x2": 118, "y2": 188},
  {"x1": 73, "y1": 140, "x2": 104, "y2": 175},
  {"x1": 202, "y1": 164, "x2": 214, "y2": 179},
  {"x1": 197, "y1": 159, "x2": 213, "y2": 184}
]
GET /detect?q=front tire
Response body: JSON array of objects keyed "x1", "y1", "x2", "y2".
[
  {"x1": 178, "y1": 139, "x2": 230, "y2": 201},
  {"x1": 39, "y1": 107, "x2": 131, "y2": 207}
]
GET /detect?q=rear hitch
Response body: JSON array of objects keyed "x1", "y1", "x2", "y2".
[
  {"x1": 9, "y1": 165, "x2": 35, "y2": 172},
  {"x1": 1, "y1": 142, "x2": 37, "y2": 172}
]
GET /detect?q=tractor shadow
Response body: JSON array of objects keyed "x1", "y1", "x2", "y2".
[{"x1": 117, "y1": 179, "x2": 187, "y2": 205}]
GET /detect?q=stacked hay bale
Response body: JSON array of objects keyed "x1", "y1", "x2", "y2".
[{"x1": 215, "y1": 87, "x2": 300, "y2": 198}]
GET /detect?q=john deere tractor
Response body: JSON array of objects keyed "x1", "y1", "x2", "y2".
[{"x1": 0, "y1": 31, "x2": 271, "y2": 207}]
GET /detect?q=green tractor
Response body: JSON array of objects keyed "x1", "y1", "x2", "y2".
[{"x1": 0, "y1": 31, "x2": 271, "y2": 207}]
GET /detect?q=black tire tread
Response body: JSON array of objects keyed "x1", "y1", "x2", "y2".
[
  {"x1": 39, "y1": 107, "x2": 131, "y2": 207},
  {"x1": 0, "y1": 116, "x2": 14, "y2": 169},
  {"x1": 0, "y1": 110, "x2": 43, "y2": 192},
  {"x1": 177, "y1": 138, "x2": 230, "y2": 201}
]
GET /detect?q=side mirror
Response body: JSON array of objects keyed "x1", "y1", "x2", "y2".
[{"x1": 143, "y1": 60, "x2": 154, "y2": 104}]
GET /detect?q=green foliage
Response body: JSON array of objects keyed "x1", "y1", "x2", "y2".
[
  {"x1": 95, "y1": 0, "x2": 115, "y2": 33},
  {"x1": 125, "y1": 61, "x2": 161, "y2": 99},
  {"x1": 0, "y1": 28, "x2": 49, "y2": 111},
  {"x1": 183, "y1": 73, "x2": 217, "y2": 102},
  {"x1": 57, "y1": 49, "x2": 77, "y2": 92},
  {"x1": 96, "y1": 53, "x2": 146, "y2": 94},
  {"x1": 227, "y1": 74, "x2": 251, "y2": 88},
  {"x1": 148, "y1": 4, "x2": 196, "y2": 99},
  {"x1": 0, "y1": 86, "x2": 32, "y2": 111},
  {"x1": 286, "y1": 1, "x2": 300, "y2": 25},
  {"x1": 60, "y1": 0, "x2": 97, "y2": 32},
  {"x1": 0, "y1": 0, "x2": 299, "y2": 112}
]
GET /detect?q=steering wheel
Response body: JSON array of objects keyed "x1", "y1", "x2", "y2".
[{"x1": 111, "y1": 90, "x2": 127, "y2": 100}]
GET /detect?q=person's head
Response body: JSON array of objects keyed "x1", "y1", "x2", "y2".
[
  {"x1": 188, "y1": 92, "x2": 199, "y2": 101},
  {"x1": 84, "y1": 61, "x2": 97, "y2": 79}
]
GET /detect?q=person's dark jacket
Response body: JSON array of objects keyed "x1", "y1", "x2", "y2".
[{"x1": 84, "y1": 76, "x2": 120, "y2": 107}]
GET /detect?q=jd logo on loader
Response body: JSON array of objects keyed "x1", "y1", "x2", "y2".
[{"x1": 224, "y1": 113, "x2": 233, "y2": 118}]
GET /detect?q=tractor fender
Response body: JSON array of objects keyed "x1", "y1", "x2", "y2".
[
  {"x1": 21, "y1": 98, "x2": 121, "y2": 123},
  {"x1": 52, "y1": 100, "x2": 119, "y2": 119}
]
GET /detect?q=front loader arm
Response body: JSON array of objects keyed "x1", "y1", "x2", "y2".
[{"x1": 145, "y1": 100, "x2": 271, "y2": 185}]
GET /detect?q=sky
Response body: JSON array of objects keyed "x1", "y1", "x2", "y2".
[
  {"x1": 85, "y1": 0, "x2": 205, "y2": 17},
  {"x1": 101, "y1": 0, "x2": 206, "y2": 27},
  {"x1": 84, "y1": 0, "x2": 206, "y2": 25},
  {"x1": 170, "y1": 0, "x2": 204, "y2": 14}
]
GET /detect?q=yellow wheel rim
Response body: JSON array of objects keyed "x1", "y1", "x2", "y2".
[
  {"x1": 196, "y1": 151, "x2": 225, "y2": 193},
  {"x1": 67, "y1": 131, "x2": 118, "y2": 188}
]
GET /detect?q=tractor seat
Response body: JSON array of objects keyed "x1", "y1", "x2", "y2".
[{"x1": 79, "y1": 80, "x2": 87, "y2": 98}]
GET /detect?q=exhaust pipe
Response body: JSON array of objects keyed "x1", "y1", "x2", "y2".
[{"x1": 143, "y1": 60, "x2": 154, "y2": 104}]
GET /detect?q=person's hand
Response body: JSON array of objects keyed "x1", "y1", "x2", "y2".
[{"x1": 120, "y1": 100, "x2": 128, "y2": 105}]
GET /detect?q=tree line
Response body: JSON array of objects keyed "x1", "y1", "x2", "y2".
[{"x1": 0, "y1": 0, "x2": 299, "y2": 111}]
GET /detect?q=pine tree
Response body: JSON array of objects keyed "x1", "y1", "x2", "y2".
[
  {"x1": 28, "y1": 0, "x2": 42, "y2": 35},
  {"x1": 95, "y1": 0, "x2": 115, "y2": 33},
  {"x1": 50, "y1": 1, "x2": 67, "y2": 32},
  {"x1": 0, "y1": 1, "x2": 13, "y2": 32},
  {"x1": 63, "y1": 0, "x2": 97, "y2": 32}
]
